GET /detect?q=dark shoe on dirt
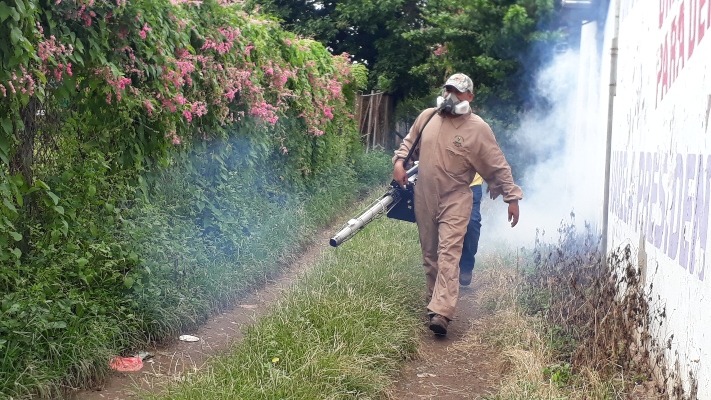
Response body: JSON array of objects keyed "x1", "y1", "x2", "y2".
[
  {"x1": 429, "y1": 314, "x2": 449, "y2": 336},
  {"x1": 459, "y1": 270, "x2": 472, "y2": 286}
]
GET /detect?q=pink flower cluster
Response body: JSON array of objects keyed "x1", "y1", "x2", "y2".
[
  {"x1": 260, "y1": 62, "x2": 297, "y2": 102},
  {"x1": 103, "y1": 72, "x2": 133, "y2": 102},
  {"x1": 182, "y1": 101, "x2": 208, "y2": 123},
  {"x1": 433, "y1": 44, "x2": 447, "y2": 56},
  {"x1": 166, "y1": 129, "x2": 181, "y2": 145},
  {"x1": 37, "y1": 35, "x2": 73, "y2": 62},
  {"x1": 1, "y1": 67, "x2": 37, "y2": 97},
  {"x1": 249, "y1": 101, "x2": 279, "y2": 125},
  {"x1": 139, "y1": 23, "x2": 152, "y2": 40},
  {"x1": 202, "y1": 27, "x2": 242, "y2": 55},
  {"x1": 53, "y1": 63, "x2": 73, "y2": 81},
  {"x1": 218, "y1": 27, "x2": 241, "y2": 42},
  {"x1": 170, "y1": 0, "x2": 203, "y2": 5},
  {"x1": 144, "y1": 99, "x2": 154, "y2": 115},
  {"x1": 296, "y1": 63, "x2": 349, "y2": 136}
]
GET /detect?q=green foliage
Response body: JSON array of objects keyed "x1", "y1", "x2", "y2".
[
  {"x1": 404, "y1": 0, "x2": 561, "y2": 125},
  {"x1": 543, "y1": 362, "x2": 574, "y2": 387},
  {"x1": 351, "y1": 149, "x2": 393, "y2": 187},
  {"x1": 244, "y1": 0, "x2": 431, "y2": 101},
  {"x1": 0, "y1": 0, "x2": 388, "y2": 397},
  {"x1": 350, "y1": 62, "x2": 369, "y2": 91},
  {"x1": 546, "y1": 324, "x2": 578, "y2": 357}
]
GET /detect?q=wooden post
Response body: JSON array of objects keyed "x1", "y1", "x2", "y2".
[
  {"x1": 366, "y1": 90, "x2": 374, "y2": 153},
  {"x1": 372, "y1": 93, "x2": 379, "y2": 151}
]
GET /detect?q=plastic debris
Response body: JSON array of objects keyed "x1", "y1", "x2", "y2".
[
  {"x1": 137, "y1": 351, "x2": 153, "y2": 360},
  {"x1": 109, "y1": 356, "x2": 143, "y2": 372},
  {"x1": 179, "y1": 334, "x2": 200, "y2": 342}
]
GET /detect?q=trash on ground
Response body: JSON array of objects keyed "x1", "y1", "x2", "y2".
[
  {"x1": 179, "y1": 334, "x2": 200, "y2": 342},
  {"x1": 109, "y1": 356, "x2": 144, "y2": 372},
  {"x1": 416, "y1": 372, "x2": 437, "y2": 378},
  {"x1": 137, "y1": 351, "x2": 153, "y2": 360}
]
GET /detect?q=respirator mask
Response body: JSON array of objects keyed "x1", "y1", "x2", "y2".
[{"x1": 436, "y1": 90, "x2": 471, "y2": 115}]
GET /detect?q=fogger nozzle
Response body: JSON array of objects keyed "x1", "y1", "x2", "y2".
[
  {"x1": 329, "y1": 163, "x2": 419, "y2": 247},
  {"x1": 329, "y1": 195, "x2": 397, "y2": 247}
]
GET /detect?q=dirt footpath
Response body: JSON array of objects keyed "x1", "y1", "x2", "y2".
[{"x1": 390, "y1": 282, "x2": 504, "y2": 400}]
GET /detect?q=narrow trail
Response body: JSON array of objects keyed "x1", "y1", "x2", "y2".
[{"x1": 390, "y1": 281, "x2": 504, "y2": 400}]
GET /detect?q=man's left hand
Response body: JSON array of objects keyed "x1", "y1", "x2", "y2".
[{"x1": 508, "y1": 200, "x2": 519, "y2": 227}]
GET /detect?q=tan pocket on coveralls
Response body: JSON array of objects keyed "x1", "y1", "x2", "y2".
[{"x1": 444, "y1": 147, "x2": 469, "y2": 176}]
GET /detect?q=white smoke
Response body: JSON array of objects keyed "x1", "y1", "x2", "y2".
[{"x1": 480, "y1": 25, "x2": 607, "y2": 250}]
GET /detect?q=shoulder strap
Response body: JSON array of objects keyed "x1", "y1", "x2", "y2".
[{"x1": 403, "y1": 109, "x2": 438, "y2": 167}]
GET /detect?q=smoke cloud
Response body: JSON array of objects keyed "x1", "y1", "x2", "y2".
[{"x1": 480, "y1": 31, "x2": 607, "y2": 250}]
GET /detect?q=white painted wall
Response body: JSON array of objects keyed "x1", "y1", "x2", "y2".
[{"x1": 602, "y1": 0, "x2": 711, "y2": 396}]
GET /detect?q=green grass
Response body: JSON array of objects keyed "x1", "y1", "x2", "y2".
[{"x1": 147, "y1": 205, "x2": 424, "y2": 399}]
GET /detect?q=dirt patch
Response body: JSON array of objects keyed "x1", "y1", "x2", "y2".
[
  {"x1": 389, "y1": 282, "x2": 504, "y2": 400},
  {"x1": 69, "y1": 239, "x2": 329, "y2": 400}
]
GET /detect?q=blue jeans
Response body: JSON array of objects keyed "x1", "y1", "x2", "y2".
[{"x1": 459, "y1": 185, "x2": 482, "y2": 273}]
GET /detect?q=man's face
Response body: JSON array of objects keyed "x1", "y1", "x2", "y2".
[{"x1": 444, "y1": 86, "x2": 474, "y2": 102}]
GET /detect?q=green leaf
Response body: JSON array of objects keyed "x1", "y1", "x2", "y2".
[
  {"x1": 71, "y1": 52, "x2": 84, "y2": 66},
  {"x1": 123, "y1": 276, "x2": 134, "y2": 289},
  {"x1": 0, "y1": 3, "x2": 11, "y2": 22},
  {"x1": 88, "y1": 185, "x2": 96, "y2": 197},
  {"x1": 3, "y1": 199, "x2": 16, "y2": 213},
  {"x1": 76, "y1": 257, "x2": 89, "y2": 267},
  {"x1": 0, "y1": 118, "x2": 12, "y2": 135},
  {"x1": 9, "y1": 231, "x2": 21, "y2": 241},
  {"x1": 47, "y1": 321, "x2": 67, "y2": 329},
  {"x1": 47, "y1": 191, "x2": 59, "y2": 205},
  {"x1": 35, "y1": 85, "x2": 45, "y2": 102},
  {"x1": 89, "y1": 222, "x2": 98, "y2": 236},
  {"x1": 34, "y1": 179, "x2": 50, "y2": 190},
  {"x1": 53, "y1": 205, "x2": 64, "y2": 215},
  {"x1": 10, "y1": 26, "x2": 23, "y2": 45},
  {"x1": 14, "y1": 0, "x2": 24, "y2": 14},
  {"x1": 10, "y1": 248, "x2": 21, "y2": 258}
]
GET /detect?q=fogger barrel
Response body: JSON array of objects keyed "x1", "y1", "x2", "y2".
[{"x1": 329, "y1": 164, "x2": 418, "y2": 247}]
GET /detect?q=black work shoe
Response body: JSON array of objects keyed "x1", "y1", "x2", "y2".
[
  {"x1": 429, "y1": 314, "x2": 449, "y2": 336},
  {"x1": 459, "y1": 270, "x2": 472, "y2": 286}
]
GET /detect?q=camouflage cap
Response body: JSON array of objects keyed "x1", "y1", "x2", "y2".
[{"x1": 443, "y1": 73, "x2": 474, "y2": 93}]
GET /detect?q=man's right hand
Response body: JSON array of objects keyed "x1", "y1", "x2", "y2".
[
  {"x1": 393, "y1": 160, "x2": 408, "y2": 188},
  {"x1": 507, "y1": 200, "x2": 519, "y2": 227}
]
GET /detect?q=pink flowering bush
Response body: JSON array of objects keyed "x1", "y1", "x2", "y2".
[
  {"x1": 1, "y1": 0, "x2": 358, "y2": 184},
  {"x1": 0, "y1": 0, "x2": 366, "y2": 397}
]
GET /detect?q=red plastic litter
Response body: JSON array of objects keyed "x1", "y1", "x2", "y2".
[{"x1": 109, "y1": 356, "x2": 143, "y2": 372}]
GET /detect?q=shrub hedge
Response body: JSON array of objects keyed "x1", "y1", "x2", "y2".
[{"x1": 0, "y1": 0, "x2": 388, "y2": 397}]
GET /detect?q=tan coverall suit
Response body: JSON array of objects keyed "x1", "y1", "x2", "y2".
[{"x1": 393, "y1": 107, "x2": 523, "y2": 320}]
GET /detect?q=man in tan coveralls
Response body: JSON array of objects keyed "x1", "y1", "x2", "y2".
[{"x1": 393, "y1": 73, "x2": 523, "y2": 335}]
